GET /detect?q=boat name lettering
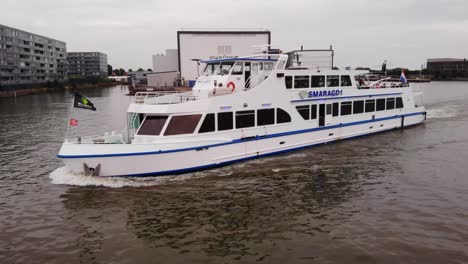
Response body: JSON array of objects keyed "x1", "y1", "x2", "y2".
[{"x1": 308, "y1": 90, "x2": 343, "y2": 98}]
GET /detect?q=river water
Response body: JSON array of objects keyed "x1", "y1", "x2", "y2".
[{"x1": 1, "y1": 82, "x2": 468, "y2": 263}]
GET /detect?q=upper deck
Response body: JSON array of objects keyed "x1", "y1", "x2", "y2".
[{"x1": 132, "y1": 50, "x2": 410, "y2": 106}]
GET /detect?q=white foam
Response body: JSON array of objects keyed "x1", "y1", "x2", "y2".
[{"x1": 49, "y1": 166, "x2": 195, "y2": 188}]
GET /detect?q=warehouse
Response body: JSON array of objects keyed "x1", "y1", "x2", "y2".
[{"x1": 151, "y1": 29, "x2": 271, "y2": 87}]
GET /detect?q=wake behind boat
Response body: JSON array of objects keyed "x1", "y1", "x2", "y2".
[{"x1": 58, "y1": 49, "x2": 426, "y2": 177}]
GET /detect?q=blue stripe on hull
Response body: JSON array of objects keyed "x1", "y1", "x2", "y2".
[
  {"x1": 119, "y1": 120, "x2": 424, "y2": 177},
  {"x1": 58, "y1": 111, "x2": 426, "y2": 160}
]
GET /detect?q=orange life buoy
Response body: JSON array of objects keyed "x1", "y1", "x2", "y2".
[{"x1": 227, "y1": 82, "x2": 236, "y2": 91}]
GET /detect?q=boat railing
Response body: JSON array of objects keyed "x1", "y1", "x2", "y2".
[
  {"x1": 357, "y1": 83, "x2": 410, "y2": 89},
  {"x1": 66, "y1": 131, "x2": 126, "y2": 144},
  {"x1": 134, "y1": 91, "x2": 199, "y2": 105}
]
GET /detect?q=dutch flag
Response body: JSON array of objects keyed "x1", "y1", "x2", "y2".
[{"x1": 400, "y1": 70, "x2": 408, "y2": 83}]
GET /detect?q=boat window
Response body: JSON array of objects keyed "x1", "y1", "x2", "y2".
[
  {"x1": 259, "y1": 62, "x2": 264, "y2": 71},
  {"x1": 376, "y1": 98, "x2": 386, "y2": 111},
  {"x1": 332, "y1": 103, "x2": 339, "y2": 117},
  {"x1": 218, "y1": 112, "x2": 233, "y2": 131},
  {"x1": 199, "y1": 113, "x2": 215, "y2": 133},
  {"x1": 396, "y1": 97, "x2": 404, "y2": 109},
  {"x1": 236, "y1": 110, "x2": 255, "y2": 129},
  {"x1": 203, "y1": 63, "x2": 219, "y2": 76},
  {"x1": 340, "y1": 101, "x2": 352, "y2": 116},
  {"x1": 296, "y1": 105, "x2": 310, "y2": 120},
  {"x1": 277, "y1": 108, "x2": 291, "y2": 123},
  {"x1": 311, "y1": 76, "x2": 325, "y2": 87},
  {"x1": 285, "y1": 76, "x2": 292, "y2": 89},
  {"x1": 365, "y1": 99, "x2": 375, "y2": 112},
  {"x1": 164, "y1": 114, "x2": 202, "y2": 136},
  {"x1": 252, "y1": 63, "x2": 259, "y2": 75},
  {"x1": 341, "y1": 75, "x2": 352, "y2": 86},
  {"x1": 311, "y1": 105, "x2": 317, "y2": 119},
  {"x1": 232, "y1": 62, "x2": 243, "y2": 75},
  {"x1": 294, "y1": 75, "x2": 310, "y2": 89},
  {"x1": 217, "y1": 62, "x2": 234, "y2": 75},
  {"x1": 137, "y1": 116, "x2": 168, "y2": 136},
  {"x1": 353, "y1": 100, "x2": 364, "y2": 114},
  {"x1": 386, "y1": 98, "x2": 395, "y2": 110},
  {"x1": 327, "y1": 75, "x2": 340, "y2": 87},
  {"x1": 326, "y1": 104, "x2": 332, "y2": 115},
  {"x1": 257, "y1": 108, "x2": 275, "y2": 126},
  {"x1": 264, "y1": 62, "x2": 274, "y2": 71}
]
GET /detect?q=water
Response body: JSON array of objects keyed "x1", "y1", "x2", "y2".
[{"x1": 1, "y1": 83, "x2": 468, "y2": 263}]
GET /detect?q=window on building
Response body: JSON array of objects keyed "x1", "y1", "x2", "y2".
[
  {"x1": 236, "y1": 110, "x2": 255, "y2": 129},
  {"x1": 386, "y1": 98, "x2": 395, "y2": 110},
  {"x1": 199, "y1": 113, "x2": 215, "y2": 133},
  {"x1": 232, "y1": 62, "x2": 243, "y2": 75},
  {"x1": 294, "y1": 75, "x2": 309, "y2": 89},
  {"x1": 341, "y1": 75, "x2": 352, "y2": 86},
  {"x1": 327, "y1": 75, "x2": 340, "y2": 87},
  {"x1": 341, "y1": 102, "x2": 352, "y2": 115},
  {"x1": 277, "y1": 108, "x2": 291, "y2": 123},
  {"x1": 218, "y1": 112, "x2": 233, "y2": 131},
  {"x1": 365, "y1": 100, "x2": 375, "y2": 112},
  {"x1": 311, "y1": 76, "x2": 325, "y2": 87},
  {"x1": 285, "y1": 76, "x2": 292, "y2": 89},
  {"x1": 396, "y1": 97, "x2": 404, "y2": 109},
  {"x1": 164, "y1": 114, "x2": 202, "y2": 136},
  {"x1": 137, "y1": 116, "x2": 168, "y2": 136},
  {"x1": 257, "y1": 108, "x2": 275, "y2": 126},
  {"x1": 332, "y1": 103, "x2": 339, "y2": 116},
  {"x1": 353, "y1": 100, "x2": 364, "y2": 114},
  {"x1": 296, "y1": 105, "x2": 310, "y2": 120},
  {"x1": 376, "y1": 98, "x2": 386, "y2": 111},
  {"x1": 311, "y1": 105, "x2": 317, "y2": 119}
]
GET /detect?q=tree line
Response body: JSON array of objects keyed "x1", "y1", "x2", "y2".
[{"x1": 107, "y1": 65, "x2": 153, "y2": 76}]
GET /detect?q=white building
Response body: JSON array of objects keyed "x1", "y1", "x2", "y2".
[
  {"x1": 152, "y1": 49, "x2": 179, "y2": 73},
  {"x1": 148, "y1": 29, "x2": 271, "y2": 87}
]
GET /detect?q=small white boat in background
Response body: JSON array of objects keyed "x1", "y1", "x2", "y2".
[{"x1": 58, "y1": 49, "x2": 426, "y2": 177}]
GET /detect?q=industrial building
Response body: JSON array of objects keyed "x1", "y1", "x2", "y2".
[
  {"x1": 67, "y1": 52, "x2": 108, "y2": 78},
  {"x1": 149, "y1": 29, "x2": 271, "y2": 87},
  {"x1": 427, "y1": 58, "x2": 468, "y2": 71},
  {"x1": 0, "y1": 24, "x2": 68, "y2": 87}
]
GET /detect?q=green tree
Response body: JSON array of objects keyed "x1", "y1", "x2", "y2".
[
  {"x1": 137, "y1": 68, "x2": 144, "y2": 72},
  {"x1": 107, "y1": 64, "x2": 113, "y2": 76},
  {"x1": 147, "y1": 68, "x2": 152, "y2": 72},
  {"x1": 128, "y1": 69, "x2": 133, "y2": 72}
]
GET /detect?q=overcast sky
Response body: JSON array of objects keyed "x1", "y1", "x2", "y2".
[{"x1": 3, "y1": 0, "x2": 467, "y2": 70}]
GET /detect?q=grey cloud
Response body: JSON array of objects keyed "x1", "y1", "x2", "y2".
[{"x1": 2, "y1": 0, "x2": 467, "y2": 69}]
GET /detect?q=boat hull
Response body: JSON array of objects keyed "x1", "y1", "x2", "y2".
[{"x1": 59, "y1": 111, "x2": 426, "y2": 177}]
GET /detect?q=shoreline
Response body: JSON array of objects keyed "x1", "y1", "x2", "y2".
[{"x1": 0, "y1": 82, "x2": 121, "y2": 98}]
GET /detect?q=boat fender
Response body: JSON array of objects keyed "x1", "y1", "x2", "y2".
[{"x1": 227, "y1": 82, "x2": 236, "y2": 91}]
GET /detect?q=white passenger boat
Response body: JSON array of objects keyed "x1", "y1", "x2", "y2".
[{"x1": 58, "y1": 50, "x2": 426, "y2": 177}]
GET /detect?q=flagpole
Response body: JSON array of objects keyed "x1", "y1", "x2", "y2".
[{"x1": 65, "y1": 90, "x2": 76, "y2": 142}]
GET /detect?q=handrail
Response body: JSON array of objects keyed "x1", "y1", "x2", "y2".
[
  {"x1": 66, "y1": 131, "x2": 126, "y2": 144},
  {"x1": 357, "y1": 83, "x2": 410, "y2": 89},
  {"x1": 134, "y1": 91, "x2": 199, "y2": 105}
]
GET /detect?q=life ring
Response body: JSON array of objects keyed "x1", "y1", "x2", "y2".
[{"x1": 227, "y1": 82, "x2": 236, "y2": 91}]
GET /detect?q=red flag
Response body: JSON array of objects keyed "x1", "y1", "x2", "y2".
[{"x1": 69, "y1": 119, "x2": 78, "y2": 126}]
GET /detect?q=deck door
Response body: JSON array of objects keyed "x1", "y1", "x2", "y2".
[{"x1": 319, "y1": 104, "x2": 326, "y2": 127}]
